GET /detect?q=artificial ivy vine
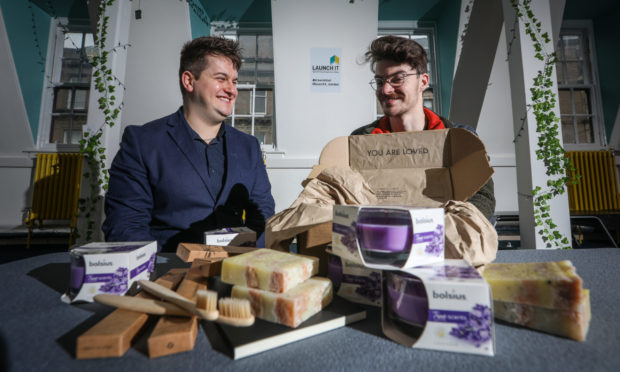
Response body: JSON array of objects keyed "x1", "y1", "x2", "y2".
[
  {"x1": 510, "y1": 0, "x2": 578, "y2": 249},
  {"x1": 78, "y1": 0, "x2": 122, "y2": 241}
]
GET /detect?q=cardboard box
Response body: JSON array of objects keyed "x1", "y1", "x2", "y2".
[
  {"x1": 296, "y1": 222, "x2": 332, "y2": 276},
  {"x1": 308, "y1": 129, "x2": 493, "y2": 206},
  {"x1": 176, "y1": 243, "x2": 256, "y2": 263},
  {"x1": 204, "y1": 227, "x2": 256, "y2": 246},
  {"x1": 382, "y1": 259, "x2": 494, "y2": 356},
  {"x1": 61, "y1": 241, "x2": 157, "y2": 303},
  {"x1": 332, "y1": 205, "x2": 445, "y2": 270}
]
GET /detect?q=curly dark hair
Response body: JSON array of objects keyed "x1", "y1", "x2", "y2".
[
  {"x1": 365, "y1": 35, "x2": 427, "y2": 74},
  {"x1": 179, "y1": 36, "x2": 242, "y2": 95}
]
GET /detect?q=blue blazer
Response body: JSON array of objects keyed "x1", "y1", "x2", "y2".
[{"x1": 102, "y1": 108, "x2": 275, "y2": 251}]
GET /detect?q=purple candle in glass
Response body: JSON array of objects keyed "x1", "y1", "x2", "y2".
[
  {"x1": 384, "y1": 271, "x2": 428, "y2": 327},
  {"x1": 356, "y1": 208, "x2": 412, "y2": 264},
  {"x1": 69, "y1": 253, "x2": 85, "y2": 296},
  {"x1": 327, "y1": 253, "x2": 344, "y2": 291}
]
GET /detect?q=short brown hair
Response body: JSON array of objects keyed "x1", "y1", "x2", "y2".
[
  {"x1": 179, "y1": 36, "x2": 242, "y2": 95},
  {"x1": 365, "y1": 35, "x2": 427, "y2": 74}
]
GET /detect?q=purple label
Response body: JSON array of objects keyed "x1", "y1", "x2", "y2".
[
  {"x1": 84, "y1": 273, "x2": 115, "y2": 283},
  {"x1": 343, "y1": 272, "x2": 381, "y2": 301},
  {"x1": 413, "y1": 231, "x2": 435, "y2": 243},
  {"x1": 428, "y1": 310, "x2": 470, "y2": 324},
  {"x1": 333, "y1": 223, "x2": 351, "y2": 235},
  {"x1": 130, "y1": 261, "x2": 150, "y2": 278}
]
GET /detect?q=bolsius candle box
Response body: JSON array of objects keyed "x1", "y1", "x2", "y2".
[
  {"x1": 332, "y1": 205, "x2": 444, "y2": 270},
  {"x1": 61, "y1": 241, "x2": 157, "y2": 304},
  {"x1": 204, "y1": 227, "x2": 256, "y2": 247},
  {"x1": 327, "y1": 251, "x2": 382, "y2": 307},
  {"x1": 382, "y1": 259, "x2": 494, "y2": 356}
]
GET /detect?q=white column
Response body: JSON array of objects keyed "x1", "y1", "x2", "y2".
[
  {"x1": 450, "y1": 0, "x2": 503, "y2": 129},
  {"x1": 502, "y1": 0, "x2": 571, "y2": 249},
  {"x1": 84, "y1": 0, "x2": 131, "y2": 171},
  {"x1": 79, "y1": 0, "x2": 132, "y2": 242}
]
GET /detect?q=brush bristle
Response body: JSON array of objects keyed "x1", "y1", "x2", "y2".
[
  {"x1": 196, "y1": 290, "x2": 218, "y2": 312},
  {"x1": 218, "y1": 297, "x2": 253, "y2": 319}
]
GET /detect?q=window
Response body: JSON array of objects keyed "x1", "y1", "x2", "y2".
[
  {"x1": 375, "y1": 23, "x2": 440, "y2": 119},
  {"x1": 212, "y1": 25, "x2": 275, "y2": 147},
  {"x1": 556, "y1": 23, "x2": 605, "y2": 149},
  {"x1": 39, "y1": 20, "x2": 95, "y2": 147}
]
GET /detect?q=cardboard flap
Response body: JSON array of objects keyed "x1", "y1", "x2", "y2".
[
  {"x1": 446, "y1": 129, "x2": 494, "y2": 201},
  {"x1": 319, "y1": 136, "x2": 349, "y2": 166},
  {"x1": 304, "y1": 136, "x2": 349, "y2": 183}
]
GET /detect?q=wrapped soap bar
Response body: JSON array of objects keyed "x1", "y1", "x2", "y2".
[
  {"x1": 493, "y1": 289, "x2": 591, "y2": 341},
  {"x1": 231, "y1": 277, "x2": 333, "y2": 328},
  {"x1": 221, "y1": 249, "x2": 318, "y2": 293},
  {"x1": 482, "y1": 260, "x2": 584, "y2": 310}
]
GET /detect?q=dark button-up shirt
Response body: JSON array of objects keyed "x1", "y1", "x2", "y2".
[{"x1": 184, "y1": 117, "x2": 227, "y2": 201}]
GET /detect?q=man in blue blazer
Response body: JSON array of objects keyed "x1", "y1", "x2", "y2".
[{"x1": 102, "y1": 36, "x2": 275, "y2": 251}]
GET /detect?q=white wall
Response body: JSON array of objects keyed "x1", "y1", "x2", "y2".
[
  {"x1": 0, "y1": 8, "x2": 35, "y2": 228},
  {"x1": 267, "y1": 0, "x2": 378, "y2": 212},
  {"x1": 121, "y1": 0, "x2": 189, "y2": 132}
]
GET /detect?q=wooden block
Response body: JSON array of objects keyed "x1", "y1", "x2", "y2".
[
  {"x1": 297, "y1": 222, "x2": 332, "y2": 276},
  {"x1": 191, "y1": 258, "x2": 223, "y2": 277},
  {"x1": 75, "y1": 269, "x2": 187, "y2": 359},
  {"x1": 147, "y1": 266, "x2": 206, "y2": 358},
  {"x1": 176, "y1": 242, "x2": 257, "y2": 263}
]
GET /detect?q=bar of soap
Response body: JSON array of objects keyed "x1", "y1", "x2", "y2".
[
  {"x1": 493, "y1": 289, "x2": 591, "y2": 341},
  {"x1": 231, "y1": 277, "x2": 333, "y2": 328},
  {"x1": 221, "y1": 249, "x2": 318, "y2": 293},
  {"x1": 482, "y1": 260, "x2": 584, "y2": 310}
]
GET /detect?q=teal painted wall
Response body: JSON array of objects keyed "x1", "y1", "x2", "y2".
[
  {"x1": 592, "y1": 9, "x2": 620, "y2": 140},
  {"x1": 189, "y1": 0, "x2": 211, "y2": 39},
  {"x1": 379, "y1": 0, "x2": 460, "y2": 118},
  {"x1": 0, "y1": 0, "x2": 51, "y2": 140},
  {"x1": 421, "y1": 0, "x2": 459, "y2": 118},
  {"x1": 378, "y1": 0, "x2": 441, "y2": 20},
  {"x1": 198, "y1": 0, "x2": 271, "y2": 24}
]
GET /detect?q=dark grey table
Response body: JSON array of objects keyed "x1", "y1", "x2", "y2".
[{"x1": 1, "y1": 249, "x2": 618, "y2": 371}]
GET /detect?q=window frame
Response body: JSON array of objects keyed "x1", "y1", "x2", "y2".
[
  {"x1": 557, "y1": 20, "x2": 607, "y2": 151},
  {"x1": 375, "y1": 21, "x2": 441, "y2": 119},
  {"x1": 37, "y1": 18, "x2": 93, "y2": 151},
  {"x1": 211, "y1": 22, "x2": 276, "y2": 150}
]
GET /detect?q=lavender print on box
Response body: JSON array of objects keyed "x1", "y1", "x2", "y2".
[
  {"x1": 449, "y1": 304, "x2": 492, "y2": 347},
  {"x1": 99, "y1": 267, "x2": 129, "y2": 294}
]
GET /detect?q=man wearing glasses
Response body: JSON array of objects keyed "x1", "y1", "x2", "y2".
[{"x1": 351, "y1": 35, "x2": 495, "y2": 220}]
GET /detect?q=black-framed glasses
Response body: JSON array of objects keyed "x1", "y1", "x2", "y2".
[{"x1": 369, "y1": 72, "x2": 420, "y2": 90}]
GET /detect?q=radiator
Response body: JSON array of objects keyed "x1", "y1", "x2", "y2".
[
  {"x1": 566, "y1": 151, "x2": 620, "y2": 214},
  {"x1": 26, "y1": 153, "x2": 83, "y2": 248}
]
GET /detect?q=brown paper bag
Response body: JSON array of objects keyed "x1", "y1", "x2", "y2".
[
  {"x1": 265, "y1": 166, "x2": 376, "y2": 250},
  {"x1": 443, "y1": 200, "x2": 497, "y2": 267},
  {"x1": 266, "y1": 166, "x2": 497, "y2": 268}
]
